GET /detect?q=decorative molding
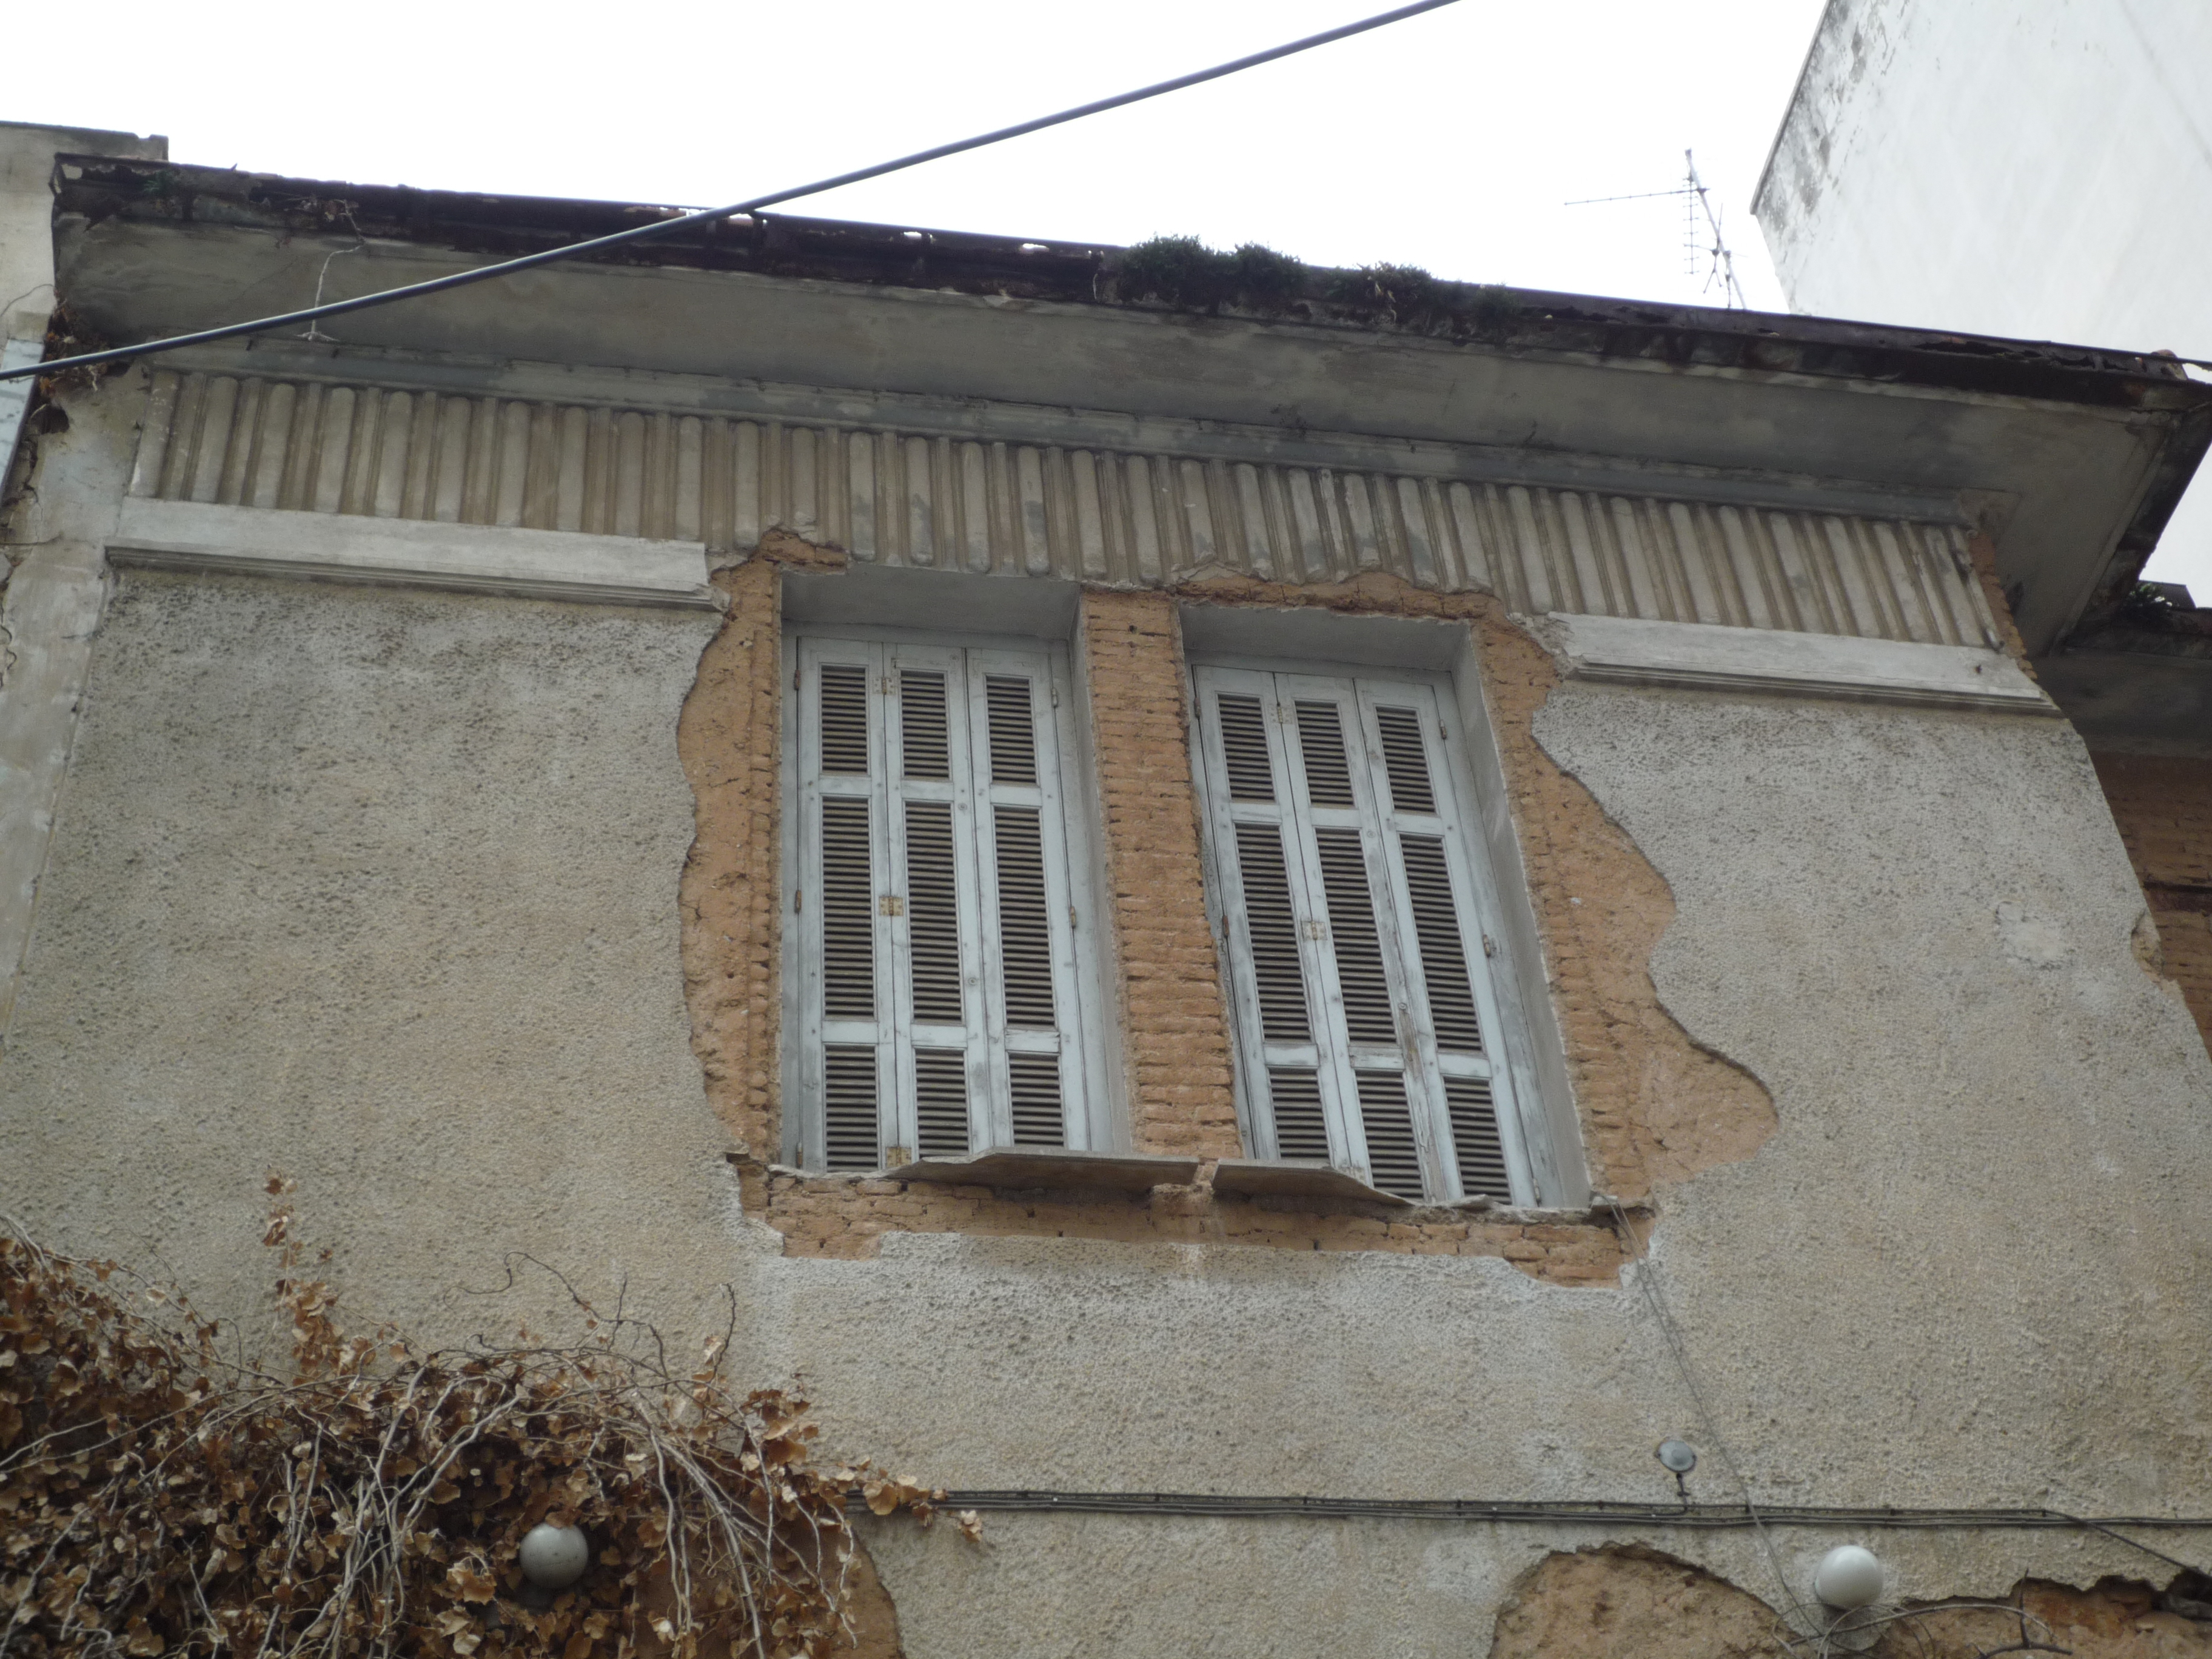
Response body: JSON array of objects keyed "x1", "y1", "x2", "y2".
[
  {"x1": 127, "y1": 368, "x2": 2003, "y2": 653},
  {"x1": 1543, "y1": 611, "x2": 2057, "y2": 713},
  {"x1": 108, "y1": 498, "x2": 717, "y2": 609}
]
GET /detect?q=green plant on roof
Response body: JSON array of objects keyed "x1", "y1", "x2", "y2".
[
  {"x1": 1116, "y1": 236, "x2": 1311, "y2": 313},
  {"x1": 1325, "y1": 263, "x2": 1441, "y2": 323}
]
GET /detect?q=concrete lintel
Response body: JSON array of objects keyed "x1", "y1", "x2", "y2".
[
  {"x1": 107, "y1": 498, "x2": 719, "y2": 609},
  {"x1": 1543, "y1": 612, "x2": 2058, "y2": 714}
]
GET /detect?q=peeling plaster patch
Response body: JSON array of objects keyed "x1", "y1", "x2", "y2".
[{"x1": 1488, "y1": 1546, "x2": 1788, "y2": 1658}]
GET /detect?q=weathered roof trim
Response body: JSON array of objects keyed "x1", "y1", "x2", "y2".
[{"x1": 50, "y1": 155, "x2": 2206, "y2": 413}]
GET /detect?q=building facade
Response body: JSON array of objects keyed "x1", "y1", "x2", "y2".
[
  {"x1": 1757, "y1": 0, "x2": 2212, "y2": 1067},
  {"x1": 7, "y1": 121, "x2": 2212, "y2": 1655}
]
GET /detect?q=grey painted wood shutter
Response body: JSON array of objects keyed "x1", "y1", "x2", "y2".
[
  {"x1": 1193, "y1": 666, "x2": 1533, "y2": 1204},
  {"x1": 796, "y1": 638, "x2": 1093, "y2": 1170}
]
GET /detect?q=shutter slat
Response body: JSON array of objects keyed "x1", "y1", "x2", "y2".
[
  {"x1": 1294, "y1": 701, "x2": 1357, "y2": 807},
  {"x1": 1217, "y1": 692, "x2": 1276, "y2": 802},
  {"x1": 1445, "y1": 1077, "x2": 1510, "y2": 1199},
  {"x1": 905, "y1": 800, "x2": 964, "y2": 1022},
  {"x1": 994, "y1": 805, "x2": 1057, "y2": 1027},
  {"x1": 820, "y1": 663, "x2": 870, "y2": 774},
  {"x1": 900, "y1": 669, "x2": 951, "y2": 780},
  {"x1": 1009, "y1": 1052, "x2": 1065, "y2": 1145},
  {"x1": 823, "y1": 1045, "x2": 880, "y2": 1170},
  {"x1": 1374, "y1": 704, "x2": 1437, "y2": 813},
  {"x1": 1399, "y1": 834, "x2": 1483, "y2": 1052},
  {"x1": 1355, "y1": 1073, "x2": 1424, "y2": 1199},
  {"x1": 914, "y1": 1048, "x2": 970, "y2": 1159},
  {"x1": 1233, "y1": 823, "x2": 1312, "y2": 1042},
  {"x1": 1313, "y1": 828, "x2": 1397, "y2": 1045},
  {"x1": 1267, "y1": 1069, "x2": 1331, "y2": 1161},
  {"x1": 985, "y1": 674, "x2": 1039, "y2": 785},
  {"x1": 820, "y1": 798, "x2": 876, "y2": 1019}
]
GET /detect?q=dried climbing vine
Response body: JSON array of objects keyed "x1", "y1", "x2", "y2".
[{"x1": 1, "y1": 1184, "x2": 962, "y2": 1657}]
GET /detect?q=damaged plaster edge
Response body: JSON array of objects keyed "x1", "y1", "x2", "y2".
[
  {"x1": 107, "y1": 498, "x2": 720, "y2": 611},
  {"x1": 1532, "y1": 611, "x2": 2057, "y2": 714}
]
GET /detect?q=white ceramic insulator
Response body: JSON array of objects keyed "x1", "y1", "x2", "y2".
[
  {"x1": 518, "y1": 1523, "x2": 591, "y2": 1590},
  {"x1": 1814, "y1": 1544, "x2": 1885, "y2": 1609}
]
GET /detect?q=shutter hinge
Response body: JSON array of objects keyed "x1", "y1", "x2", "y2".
[
  {"x1": 879, "y1": 894, "x2": 905, "y2": 917},
  {"x1": 793, "y1": 667, "x2": 801, "y2": 692},
  {"x1": 1483, "y1": 933, "x2": 1498, "y2": 957},
  {"x1": 1301, "y1": 918, "x2": 1329, "y2": 942},
  {"x1": 794, "y1": 889, "x2": 803, "y2": 914},
  {"x1": 1069, "y1": 905, "x2": 1078, "y2": 930},
  {"x1": 880, "y1": 673, "x2": 894, "y2": 695},
  {"x1": 1050, "y1": 683, "x2": 1061, "y2": 708}
]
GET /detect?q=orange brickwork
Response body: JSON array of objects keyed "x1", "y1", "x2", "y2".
[
  {"x1": 679, "y1": 548, "x2": 1780, "y2": 1282},
  {"x1": 1078, "y1": 591, "x2": 1243, "y2": 1160},
  {"x1": 2089, "y1": 751, "x2": 2212, "y2": 1053},
  {"x1": 733, "y1": 1162, "x2": 1635, "y2": 1283},
  {"x1": 679, "y1": 555, "x2": 789, "y2": 1162}
]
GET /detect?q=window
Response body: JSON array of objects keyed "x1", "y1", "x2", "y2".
[
  {"x1": 788, "y1": 633, "x2": 1104, "y2": 1171},
  {"x1": 1190, "y1": 666, "x2": 1535, "y2": 1204}
]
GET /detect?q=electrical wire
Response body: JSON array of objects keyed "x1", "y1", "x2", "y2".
[
  {"x1": 2, "y1": 0, "x2": 1460, "y2": 385},
  {"x1": 905, "y1": 1492, "x2": 2212, "y2": 1532},
  {"x1": 1606, "y1": 1197, "x2": 1818, "y2": 1632}
]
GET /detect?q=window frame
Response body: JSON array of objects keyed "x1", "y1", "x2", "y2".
[
  {"x1": 780, "y1": 622, "x2": 1113, "y2": 1171},
  {"x1": 1187, "y1": 650, "x2": 1561, "y2": 1206}
]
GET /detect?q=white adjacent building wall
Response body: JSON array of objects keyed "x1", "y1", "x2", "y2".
[{"x1": 1755, "y1": 0, "x2": 2212, "y2": 595}]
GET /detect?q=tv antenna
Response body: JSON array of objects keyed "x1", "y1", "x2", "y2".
[{"x1": 1565, "y1": 149, "x2": 1749, "y2": 309}]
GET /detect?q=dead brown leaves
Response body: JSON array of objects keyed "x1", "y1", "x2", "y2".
[{"x1": 0, "y1": 1193, "x2": 953, "y2": 1659}]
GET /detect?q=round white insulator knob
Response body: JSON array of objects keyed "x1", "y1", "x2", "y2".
[
  {"x1": 518, "y1": 1523, "x2": 590, "y2": 1590},
  {"x1": 1814, "y1": 1544, "x2": 1884, "y2": 1609}
]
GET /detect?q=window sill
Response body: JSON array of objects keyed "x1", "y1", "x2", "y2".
[
  {"x1": 897, "y1": 1147, "x2": 1203, "y2": 1192},
  {"x1": 1208, "y1": 1159, "x2": 1413, "y2": 1207}
]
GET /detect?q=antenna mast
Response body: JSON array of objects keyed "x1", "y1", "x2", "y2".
[
  {"x1": 1682, "y1": 149, "x2": 1748, "y2": 309},
  {"x1": 1564, "y1": 147, "x2": 1749, "y2": 309}
]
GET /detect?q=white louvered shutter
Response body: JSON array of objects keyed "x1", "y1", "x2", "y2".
[
  {"x1": 1194, "y1": 666, "x2": 1533, "y2": 1204},
  {"x1": 796, "y1": 638, "x2": 1093, "y2": 1168}
]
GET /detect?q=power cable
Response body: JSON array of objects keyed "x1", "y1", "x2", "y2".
[
  {"x1": 2, "y1": 0, "x2": 1460, "y2": 384},
  {"x1": 1606, "y1": 1197, "x2": 1817, "y2": 1632},
  {"x1": 902, "y1": 1492, "x2": 2212, "y2": 1533}
]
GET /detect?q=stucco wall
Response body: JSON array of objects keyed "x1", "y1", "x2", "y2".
[
  {"x1": 0, "y1": 570, "x2": 741, "y2": 1342},
  {"x1": 5, "y1": 551, "x2": 2211, "y2": 1651}
]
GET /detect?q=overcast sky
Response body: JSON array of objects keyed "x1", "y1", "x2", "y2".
[
  {"x1": 14, "y1": 0, "x2": 1822, "y2": 307},
  {"x1": 15, "y1": 1, "x2": 2205, "y2": 590}
]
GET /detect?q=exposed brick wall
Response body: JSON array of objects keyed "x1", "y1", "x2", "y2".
[
  {"x1": 677, "y1": 550, "x2": 1769, "y2": 1281},
  {"x1": 736, "y1": 1164, "x2": 1632, "y2": 1284},
  {"x1": 679, "y1": 555, "x2": 786, "y2": 1159},
  {"x1": 2088, "y1": 750, "x2": 2212, "y2": 1052},
  {"x1": 1078, "y1": 590, "x2": 1242, "y2": 1160}
]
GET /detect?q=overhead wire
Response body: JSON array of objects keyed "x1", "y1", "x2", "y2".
[
  {"x1": 1605, "y1": 1196, "x2": 1818, "y2": 1634},
  {"x1": 907, "y1": 1492, "x2": 2212, "y2": 1533},
  {"x1": 1, "y1": 0, "x2": 1460, "y2": 384}
]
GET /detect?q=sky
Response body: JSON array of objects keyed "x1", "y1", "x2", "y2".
[
  {"x1": 10, "y1": 0, "x2": 2203, "y2": 591},
  {"x1": 11, "y1": 0, "x2": 1822, "y2": 307}
]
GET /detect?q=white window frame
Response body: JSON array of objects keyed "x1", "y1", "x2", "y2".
[
  {"x1": 782, "y1": 625, "x2": 1111, "y2": 1170},
  {"x1": 1189, "y1": 659, "x2": 1546, "y2": 1205}
]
